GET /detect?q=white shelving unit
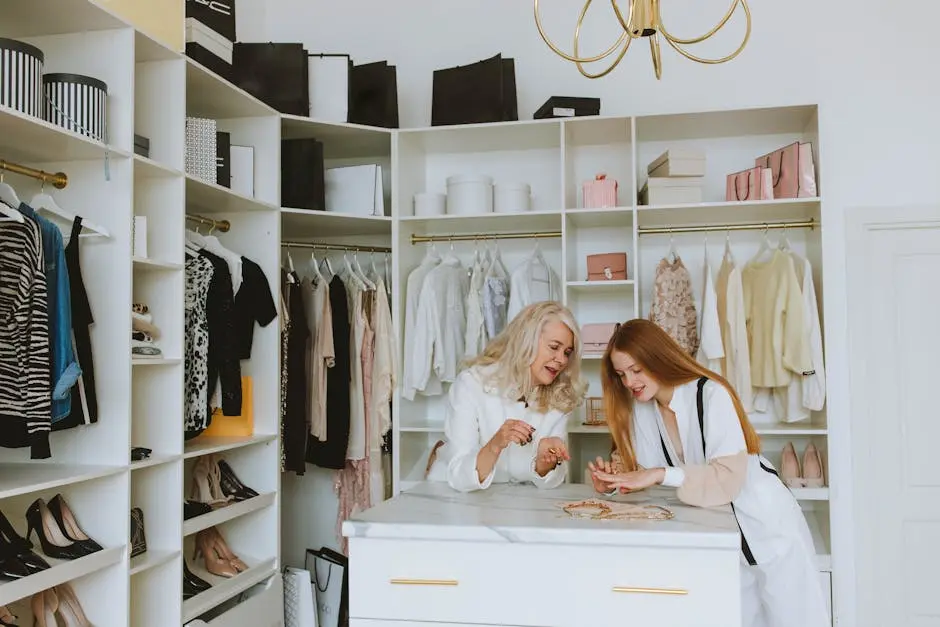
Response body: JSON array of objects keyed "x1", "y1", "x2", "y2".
[{"x1": 0, "y1": 1, "x2": 282, "y2": 625}]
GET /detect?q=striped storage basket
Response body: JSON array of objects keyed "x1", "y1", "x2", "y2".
[
  {"x1": 43, "y1": 73, "x2": 108, "y2": 142},
  {"x1": 0, "y1": 38, "x2": 45, "y2": 117}
]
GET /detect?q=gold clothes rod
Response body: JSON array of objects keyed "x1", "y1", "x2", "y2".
[
  {"x1": 186, "y1": 214, "x2": 231, "y2": 232},
  {"x1": 410, "y1": 231, "x2": 562, "y2": 245},
  {"x1": 638, "y1": 218, "x2": 815, "y2": 235},
  {"x1": 282, "y1": 240, "x2": 391, "y2": 253},
  {"x1": 0, "y1": 159, "x2": 68, "y2": 189}
]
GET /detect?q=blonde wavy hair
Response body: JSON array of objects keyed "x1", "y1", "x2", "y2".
[{"x1": 465, "y1": 301, "x2": 588, "y2": 414}]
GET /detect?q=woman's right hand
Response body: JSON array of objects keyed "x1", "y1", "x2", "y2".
[
  {"x1": 487, "y1": 419, "x2": 534, "y2": 452},
  {"x1": 587, "y1": 457, "x2": 616, "y2": 493}
]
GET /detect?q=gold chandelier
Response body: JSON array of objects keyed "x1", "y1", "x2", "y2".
[{"x1": 534, "y1": 0, "x2": 751, "y2": 80}]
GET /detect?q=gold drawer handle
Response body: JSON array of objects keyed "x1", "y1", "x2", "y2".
[
  {"x1": 612, "y1": 586, "x2": 688, "y2": 595},
  {"x1": 389, "y1": 578, "x2": 458, "y2": 586}
]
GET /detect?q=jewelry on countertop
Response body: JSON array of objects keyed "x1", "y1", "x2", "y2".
[{"x1": 559, "y1": 499, "x2": 674, "y2": 521}]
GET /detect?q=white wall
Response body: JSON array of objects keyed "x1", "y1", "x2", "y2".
[{"x1": 266, "y1": 2, "x2": 940, "y2": 625}]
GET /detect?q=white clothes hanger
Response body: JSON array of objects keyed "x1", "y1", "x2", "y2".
[
  {"x1": 307, "y1": 248, "x2": 324, "y2": 283},
  {"x1": 339, "y1": 251, "x2": 365, "y2": 290},
  {"x1": 748, "y1": 226, "x2": 776, "y2": 264},
  {"x1": 368, "y1": 252, "x2": 381, "y2": 283},
  {"x1": 723, "y1": 229, "x2": 735, "y2": 262},
  {"x1": 0, "y1": 173, "x2": 24, "y2": 223},
  {"x1": 777, "y1": 225, "x2": 792, "y2": 251},
  {"x1": 31, "y1": 182, "x2": 108, "y2": 236},
  {"x1": 667, "y1": 229, "x2": 679, "y2": 263},
  {"x1": 353, "y1": 251, "x2": 376, "y2": 290}
]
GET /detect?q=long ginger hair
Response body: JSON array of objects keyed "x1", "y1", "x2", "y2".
[{"x1": 601, "y1": 319, "x2": 760, "y2": 471}]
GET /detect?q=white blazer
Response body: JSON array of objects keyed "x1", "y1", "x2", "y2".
[
  {"x1": 440, "y1": 365, "x2": 570, "y2": 492},
  {"x1": 632, "y1": 379, "x2": 814, "y2": 564}
]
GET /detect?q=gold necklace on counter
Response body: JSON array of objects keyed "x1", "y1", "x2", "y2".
[{"x1": 559, "y1": 499, "x2": 675, "y2": 521}]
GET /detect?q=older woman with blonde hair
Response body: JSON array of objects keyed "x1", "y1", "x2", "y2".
[{"x1": 435, "y1": 301, "x2": 588, "y2": 492}]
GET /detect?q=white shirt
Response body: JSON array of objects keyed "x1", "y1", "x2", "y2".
[
  {"x1": 632, "y1": 379, "x2": 810, "y2": 564},
  {"x1": 696, "y1": 257, "x2": 725, "y2": 371},
  {"x1": 507, "y1": 253, "x2": 561, "y2": 321},
  {"x1": 401, "y1": 251, "x2": 441, "y2": 400},
  {"x1": 442, "y1": 365, "x2": 569, "y2": 492}
]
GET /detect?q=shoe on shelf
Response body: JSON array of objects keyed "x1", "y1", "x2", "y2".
[
  {"x1": 25, "y1": 499, "x2": 94, "y2": 561},
  {"x1": 189, "y1": 456, "x2": 232, "y2": 509},
  {"x1": 0, "y1": 604, "x2": 16, "y2": 626},
  {"x1": 194, "y1": 528, "x2": 238, "y2": 578},
  {"x1": 0, "y1": 509, "x2": 50, "y2": 577},
  {"x1": 47, "y1": 494, "x2": 103, "y2": 554},
  {"x1": 215, "y1": 457, "x2": 259, "y2": 502},
  {"x1": 31, "y1": 588, "x2": 58, "y2": 627},
  {"x1": 183, "y1": 500, "x2": 213, "y2": 521},
  {"x1": 183, "y1": 561, "x2": 212, "y2": 600},
  {"x1": 779, "y1": 441, "x2": 804, "y2": 488},
  {"x1": 206, "y1": 526, "x2": 247, "y2": 573},
  {"x1": 53, "y1": 582, "x2": 91, "y2": 627},
  {"x1": 802, "y1": 442, "x2": 825, "y2": 488}
]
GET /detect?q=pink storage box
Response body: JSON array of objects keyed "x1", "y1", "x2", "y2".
[{"x1": 582, "y1": 174, "x2": 618, "y2": 208}]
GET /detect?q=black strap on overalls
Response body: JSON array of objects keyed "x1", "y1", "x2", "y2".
[{"x1": 658, "y1": 377, "x2": 779, "y2": 567}]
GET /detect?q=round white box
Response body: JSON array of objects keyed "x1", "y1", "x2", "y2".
[
  {"x1": 414, "y1": 192, "x2": 446, "y2": 216},
  {"x1": 494, "y1": 183, "x2": 531, "y2": 213},
  {"x1": 446, "y1": 175, "x2": 493, "y2": 215}
]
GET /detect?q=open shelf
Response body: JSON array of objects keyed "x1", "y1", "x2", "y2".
[
  {"x1": 281, "y1": 208, "x2": 391, "y2": 238},
  {"x1": 186, "y1": 175, "x2": 278, "y2": 215},
  {"x1": 182, "y1": 556, "x2": 277, "y2": 623},
  {"x1": 183, "y1": 492, "x2": 276, "y2": 537},
  {"x1": 0, "y1": 546, "x2": 123, "y2": 607},
  {"x1": 0, "y1": 0, "x2": 126, "y2": 37},
  {"x1": 183, "y1": 434, "x2": 278, "y2": 459},
  {"x1": 0, "y1": 105, "x2": 129, "y2": 163},
  {"x1": 637, "y1": 198, "x2": 821, "y2": 228},
  {"x1": 185, "y1": 58, "x2": 276, "y2": 119},
  {"x1": 130, "y1": 549, "x2": 179, "y2": 577},
  {"x1": 0, "y1": 464, "x2": 124, "y2": 501},
  {"x1": 281, "y1": 114, "x2": 392, "y2": 159}
]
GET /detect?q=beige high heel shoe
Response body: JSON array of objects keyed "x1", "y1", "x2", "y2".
[
  {"x1": 54, "y1": 583, "x2": 91, "y2": 627},
  {"x1": 31, "y1": 588, "x2": 59, "y2": 627},
  {"x1": 189, "y1": 457, "x2": 232, "y2": 509},
  {"x1": 802, "y1": 443, "x2": 825, "y2": 488},
  {"x1": 194, "y1": 529, "x2": 238, "y2": 578},
  {"x1": 780, "y1": 441, "x2": 804, "y2": 488},
  {"x1": 208, "y1": 527, "x2": 248, "y2": 573}
]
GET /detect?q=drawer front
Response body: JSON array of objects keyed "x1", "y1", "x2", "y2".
[{"x1": 348, "y1": 538, "x2": 739, "y2": 627}]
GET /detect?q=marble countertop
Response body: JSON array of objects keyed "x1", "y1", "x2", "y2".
[{"x1": 342, "y1": 482, "x2": 740, "y2": 550}]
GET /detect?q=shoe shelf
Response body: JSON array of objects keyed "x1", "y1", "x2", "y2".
[
  {"x1": 0, "y1": 465, "x2": 125, "y2": 501},
  {"x1": 182, "y1": 555, "x2": 278, "y2": 623},
  {"x1": 130, "y1": 549, "x2": 179, "y2": 577},
  {"x1": 183, "y1": 434, "x2": 277, "y2": 459},
  {"x1": 182, "y1": 493, "x2": 276, "y2": 537},
  {"x1": 0, "y1": 548, "x2": 123, "y2": 608}
]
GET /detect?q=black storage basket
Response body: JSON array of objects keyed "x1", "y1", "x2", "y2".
[
  {"x1": 0, "y1": 38, "x2": 45, "y2": 118},
  {"x1": 43, "y1": 73, "x2": 108, "y2": 142}
]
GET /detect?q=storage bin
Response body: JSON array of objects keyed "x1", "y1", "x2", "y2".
[
  {"x1": 446, "y1": 175, "x2": 493, "y2": 215},
  {"x1": 43, "y1": 73, "x2": 108, "y2": 141},
  {"x1": 414, "y1": 192, "x2": 446, "y2": 216},
  {"x1": 0, "y1": 38, "x2": 44, "y2": 118},
  {"x1": 494, "y1": 182, "x2": 530, "y2": 213},
  {"x1": 647, "y1": 148, "x2": 706, "y2": 177},
  {"x1": 185, "y1": 116, "x2": 218, "y2": 183},
  {"x1": 639, "y1": 177, "x2": 703, "y2": 206}
]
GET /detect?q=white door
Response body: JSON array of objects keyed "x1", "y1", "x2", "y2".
[{"x1": 847, "y1": 205, "x2": 940, "y2": 627}]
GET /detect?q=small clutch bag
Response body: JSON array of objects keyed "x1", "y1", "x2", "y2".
[{"x1": 130, "y1": 507, "x2": 147, "y2": 558}]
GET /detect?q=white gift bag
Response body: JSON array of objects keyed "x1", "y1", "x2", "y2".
[
  {"x1": 284, "y1": 567, "x2": 318, "y2": 627},
  {"x1": 305, "y1": 548, "x2": 347, "y2": 627}
]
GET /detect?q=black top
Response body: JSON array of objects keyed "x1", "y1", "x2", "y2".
[
  {"x1": 234, "y1": 257, "x2": 277, "y2": 360},
  {"x1": 200, "y1": 249, "x2": 242, "y2": 417}
]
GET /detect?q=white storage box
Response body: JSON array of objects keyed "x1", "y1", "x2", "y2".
[
  {"x1": 325, "y1": 164, "x2": 385, "y2": 215},
  {"x1": 230, "y1": 145, "x2": 254, "y2": 197},
  {"x1": 44, "y1": 73, "x2": 108, "y2": 142},
  {"x1": 185, "y1": 17, "x2": 233, "y2": 64},
  {"x1": 0, "y1": 38, "x2": 44, "y2": 118},
  {"x1": 494, "y1": 182, "x2": 531, "y2": 213},
  {"x1": 639, "y1": 177, "x2": 704, "y2": 206},
  {"x1": 414, "y1": 192, "x2": 445, "y2": 216},
  {"x1": 446, "y1": 175, "x2": 493, "y2": 215},
  {"x1": 647, "y1": 148, "x2": 706, "y2": 177},
  {"x1": 185, "y1": 116, "x2": 218, "y2": 183}
]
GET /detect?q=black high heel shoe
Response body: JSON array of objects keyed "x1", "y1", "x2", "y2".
[
  {"x1": 24, "y1": 499, "x2": 92, "y2": 561},
  {"x1": 47, "y1": 494, "x2": 103, "y2": 554},
  {"x1": 0, "y1": 509, "x2": 49, "y2": 576},
  {"x1": 183, "y1": 561, "x2": 212, "y2": 599},
  {"x1": 216, "y1": 458, "x2": 259, "y2": 501}
]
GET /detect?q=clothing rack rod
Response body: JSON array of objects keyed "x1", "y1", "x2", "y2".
[
  {"x1": 410, "y1": 230, "x2": 562, "y2": 245},
  {"x1": 282, "y1": 241, "x2": 391, "y2": 253},
  {"x1": 638, "y1": 218, "x2": 816, "y2": 235},
  {"x1": 186, "y1": 214, "x2": 231, "y2": 232},
  {"x1": 0, "y1": 159, "x2": 68, "y2": 189}
]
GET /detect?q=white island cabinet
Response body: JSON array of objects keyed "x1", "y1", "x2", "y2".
[{"x1": 342, "y1": 482, "x2": 743, "y2": 627}]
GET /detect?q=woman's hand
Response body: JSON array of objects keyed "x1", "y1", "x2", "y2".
[
  {"x1": 486, "y1": 419, "x2": 534, "y2": 453},
  {"x1": 587, "y1": 457, "x2": 616, "y2": 493},
  {"x1": 535, "y1": 437, "x2": 570, "y2": 476},
  {"x1": 592, "y1": 467, "x2": 666, "y2": 493}
]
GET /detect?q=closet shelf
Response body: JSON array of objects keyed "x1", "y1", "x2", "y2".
[
  {"x1": 133, "y1": 257, "x2": 184, "y2": 272},
  {"x1": 281, "y1": 114, "x2": 392, "y2": 159},
  {"x1": 133, "y1": 154, "x2": 183, "y2": 179},
  {"x1": 635, "y1": 105, "x2": 818, "y2": 142},
  {"x1": 0, "y1": 546, "x2": 123, "y2": 607},
  {"x1": 185, "y1": 58, "x2": 277, "y2": 120},
  {"x1": 792, "y1": 487, "x2": 830, "y2": 501},
  {"x1": 401, "y1": 210, "x2": 562, "y2": 236},
  {"x1": 183, "y1": 434, "x2": 277, "y2": 459},
  {"x1": 1, "y1": 0, "x2": 125, "y2": 37},
  {"x1": 135, "y1": 30, "x2": 181, "y2": 63},
  {"x1": 566, "y1": 280, "x2": 635, "y2": 291},
  {"x1": 399, "y1": 118, "x2": 561, "y2": 154},
  {"x1": 129, "y1": 549, "x2": 179, "y2": 577},
  {"x1": 182, "y1": 556, "x2": 277, "y2": 623},
  {"x1": 636, "y1": 198, "x2": 821, "y2": 229},
  {"x1": 186, "y1": 175, "x2": 278, "y2": 215},
  {"x1": 0, "y1": 463, "x2": 124, "y2": 500},
  {"x1": 751, "y1": 423, "x2": 828, "y2": 436},
  {"x1": 399, "y1": 418, "x2": 444, "y2": 433},
  {"x1": 0, "y1": 105, "x2": 130, "y2": 163},
  {"x1": 130, "y1": 453, "x2": 180, "y2": 471},
  {"x1": 281, "y1": 208, "x2": 391, "y2": 238},
  {"x1": 182, "y1": 492, "x2": 276, "y2": 537},
  {"x1": 132, "y1": 357, "x2": 182, "y2": 366},
  {"x1": 564, "y1": 206, "x2": 634, "y2": 229}
]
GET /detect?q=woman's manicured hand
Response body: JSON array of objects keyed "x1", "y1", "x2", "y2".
[
  {"x1": 537, "y1": 437, "x2": 570, "y2": 466},
  {"x1": 487, "y1": 419, "x2": 534, "y2": 452},
  {"x1": 592, "y1": 467, "x2": 666, "y2": 493},
  {"x1": 587, "y1": 457, "x2": 616, "y2": 493}
]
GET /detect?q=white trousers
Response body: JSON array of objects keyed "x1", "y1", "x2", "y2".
[{"x1": 740, "y1": 540, "x2": 830, "y2": 627}]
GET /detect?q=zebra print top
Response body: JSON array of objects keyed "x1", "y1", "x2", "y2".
[{"x1": 0, "y1": 218, "x2": 52, "y2": 458}]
